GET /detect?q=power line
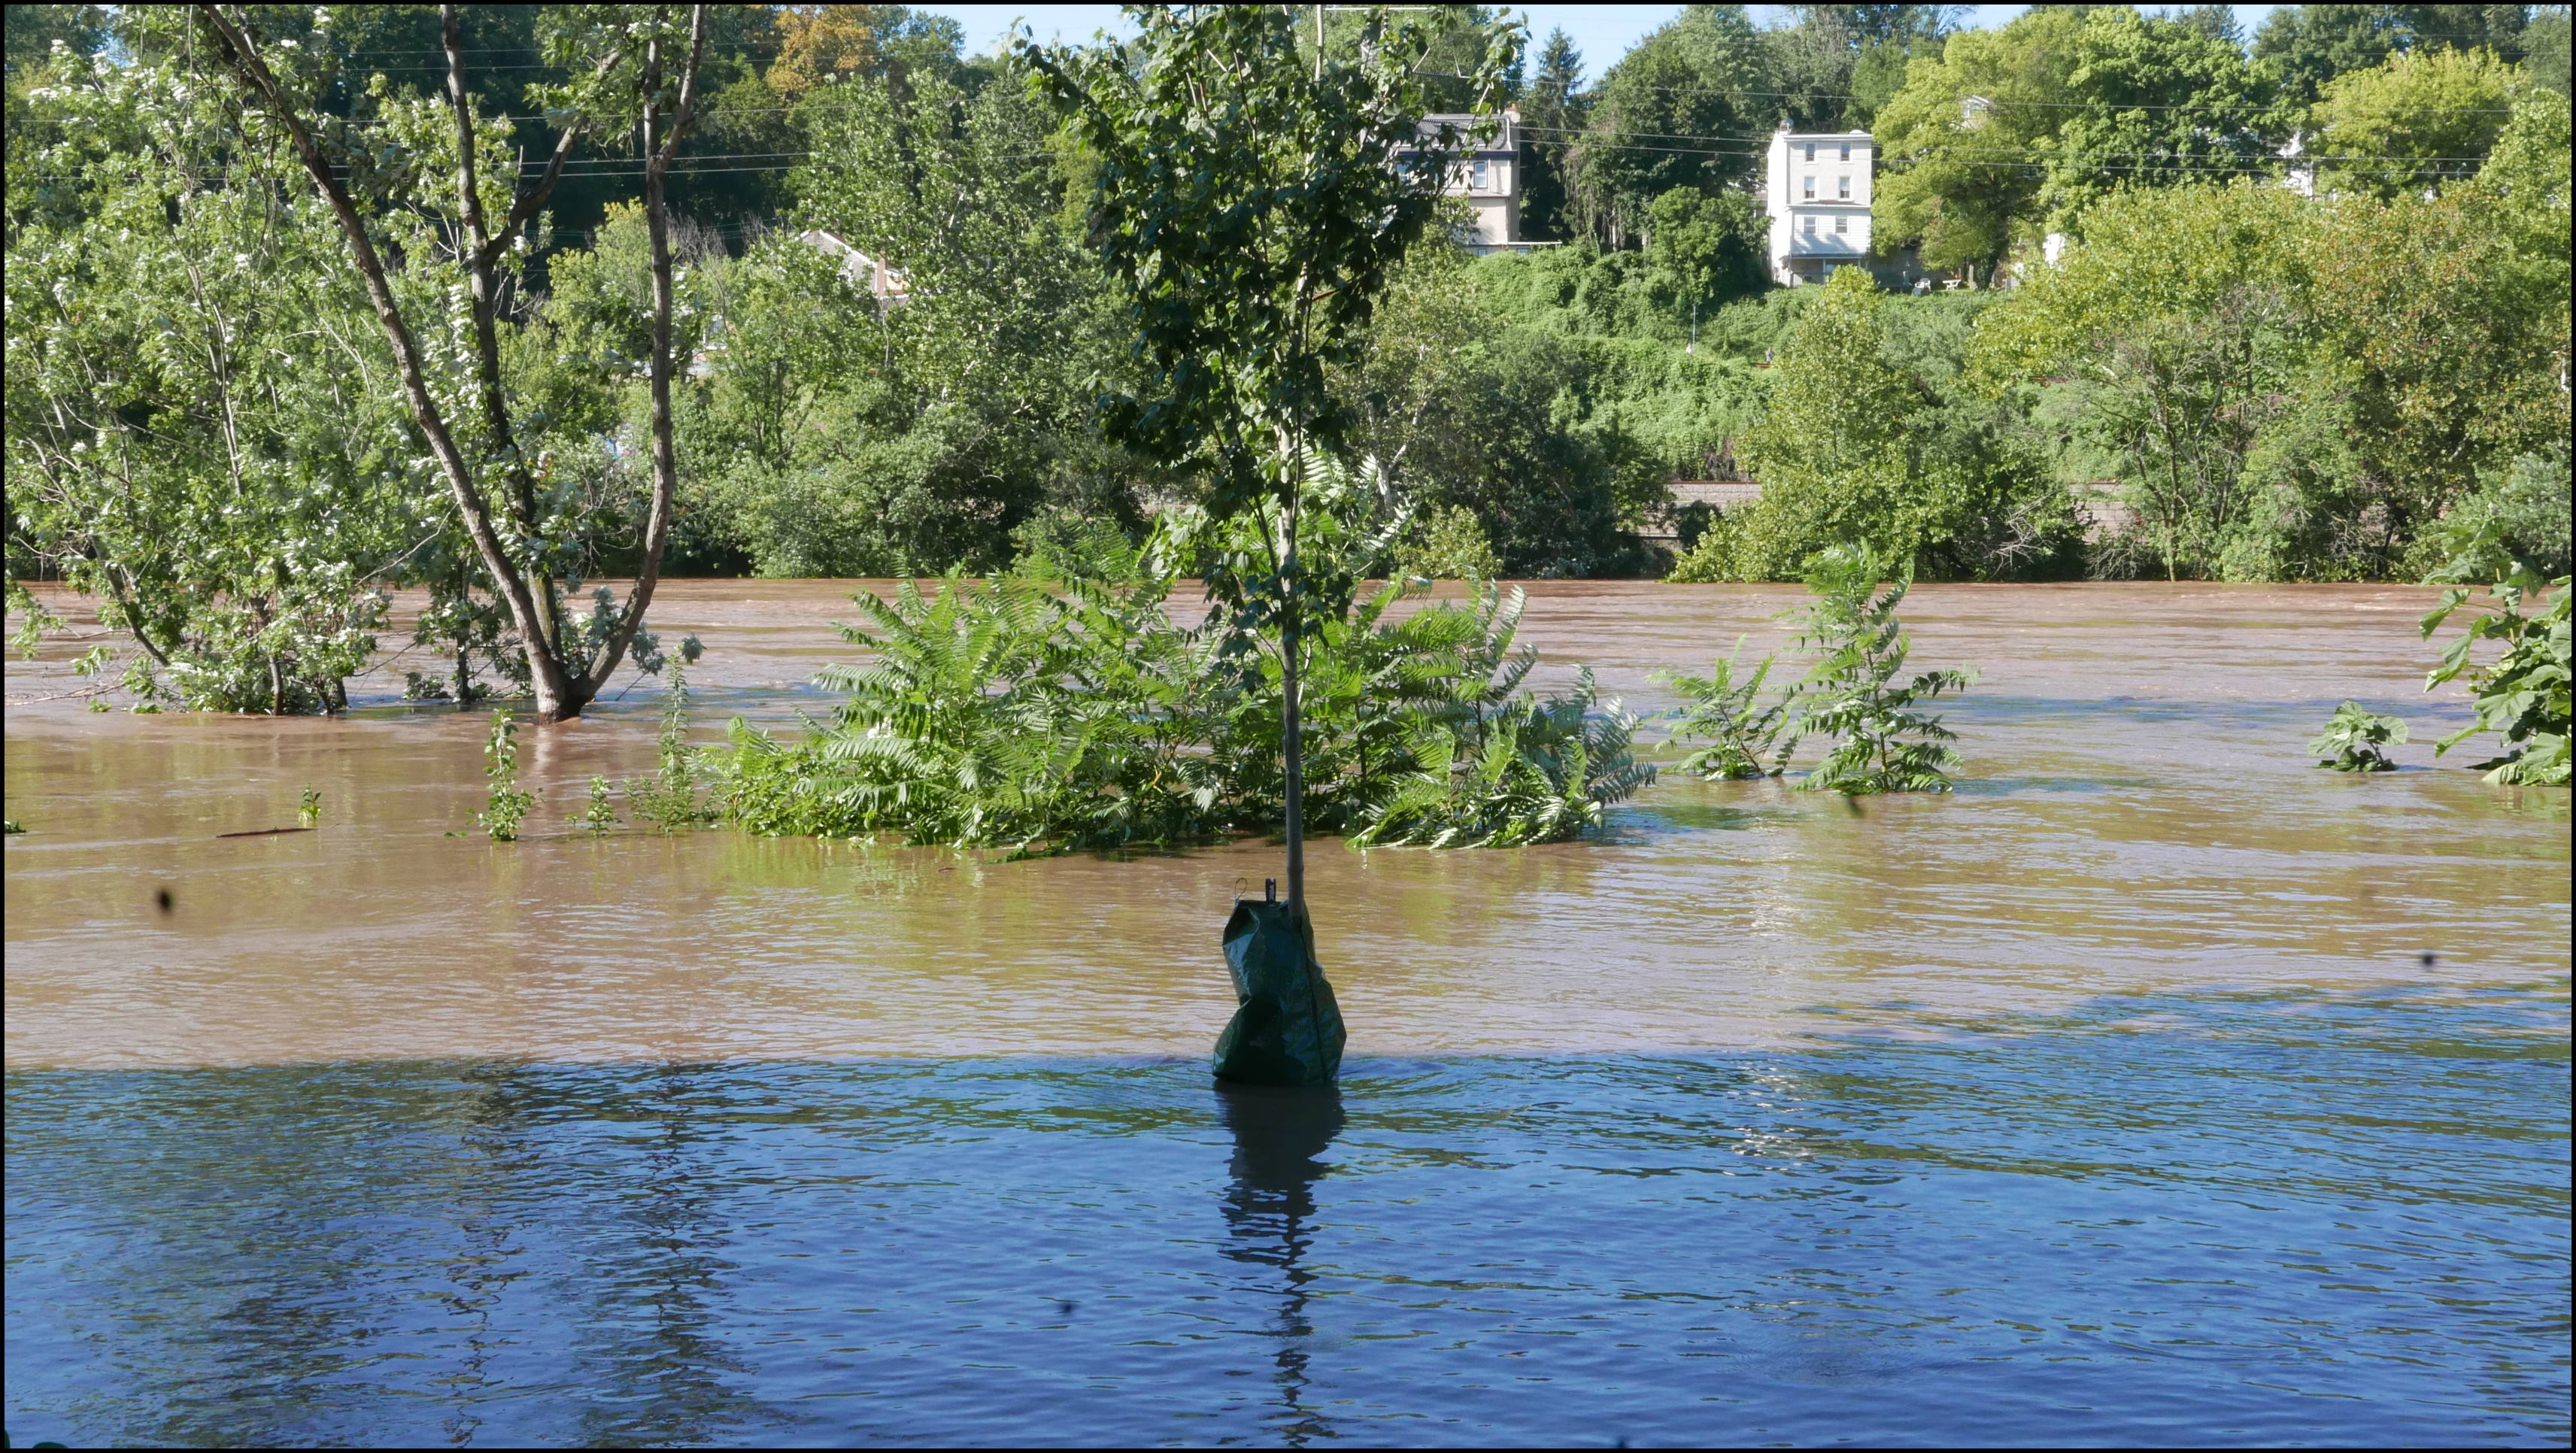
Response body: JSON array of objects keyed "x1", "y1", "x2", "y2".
[{"x1": 1421, "y1": 69, "x2": 2529, "y2": 116}]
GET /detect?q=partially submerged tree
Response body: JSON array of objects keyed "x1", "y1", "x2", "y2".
[
  {"x1": 188, "y1": 3, "x2": 710, "y2": 720},
  {"x1": 1790, "y1": 543, "x2": 1976, "y2": 795},
  {"x1": 5, "y1": 43, "x2": 422, "y2": 711},
  {"x1": 1027, "y1": 5, "x2": 1516, "y2": 921}
]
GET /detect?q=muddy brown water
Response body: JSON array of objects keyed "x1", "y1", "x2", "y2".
[
  {"x1": 5, "y1": 580, "x2": 2563, "y2": 1067},
  {"x1": 5, "y1": 579, "x2": 2568, "y2": 1446}
]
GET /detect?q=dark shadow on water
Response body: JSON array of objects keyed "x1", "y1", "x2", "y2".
[{"x1": 1215, "y1": 1081, "x2": 1345, "y2": 1448}]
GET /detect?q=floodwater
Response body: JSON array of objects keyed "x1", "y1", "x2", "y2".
[{"x1": 5, "y1": 581, "x2": 2568, "y2": 1446}]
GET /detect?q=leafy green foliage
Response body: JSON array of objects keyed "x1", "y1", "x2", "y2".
[
  {"x1": 1873, "y1": 6, "x2": 2266, "y2": 273},
  {"x1": 2307, "y1": 701, "x2": 2409, "y2": 772},
  {"x1": 1028, "y1": 5, "x2": 1510, "y2": 516},
  {"x1": 1351, "y1": 669, "x2": 1652, "y2": 848},
  {"x1": 1791, "y1": 544, "x2": 1977, "y2": 795},
  {"x1": 1676, "y1": 268, "x2": 2061, "y2": 581},
  {"x1": 625, "y1": 664, "x2": 716, "y2": 833},
  {"x1": 724, "y1": 553, "x2": 1233, "y2": 851},
  {"x1": 1645, "y1": 187, "x2": 1769, "y2": 324},
  {"x1": 2311, "y1": 44, "x2": 2531, "y2": 197},
  {"x1": 1975, "y1": 164, "x2": 2568, "y2": 583},
  {"x1": 477, "y1": 709, "x2": 536, "y2": 842},
  {"x1": 1567, "y1": 6, "x2": 1764, "y2": 247},
  {"x1": 581, "y1": 775, "x2": 619, "y2": 836},
  {"x1": 678, "y1": 58, "x2": 1138, "y2": 577},
  {"x1": 2254, "y1": 4, "x2": 2537, "y2": 108},
  {"x1": 1352, "y1": 243, "x2": 1681, "y2": 577},
  {"x1": 2422, "y1": 450, "x2": 2573, "y2": 583},
  {"x1": 5, "y1": 46, "x2": 417, "y2": 713},
  {"x1": 1394, "y1": 506, "x2": 1502, "y2": 582},
  {"x1": 1655, "y1": 638, "x2": 1801, "y2": 779},
  {"x1": 298, "y1": 786, "x2": 323, "y2": 827},
  {"x1": 721, "y1": 516, "x2": 1648, "y2": 853},
  {"x1": 2421, "y1": 569, "x2": 2572, "y2": 786}
]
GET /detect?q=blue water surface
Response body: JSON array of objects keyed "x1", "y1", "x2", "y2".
[{"x1": 6, "y1": 987, "x2": 2568, "y2": 1448}]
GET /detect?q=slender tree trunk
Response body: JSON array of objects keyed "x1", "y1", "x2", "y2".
[
  {"x1": 195, "y1": 4, "x2": 699, "y2": 723},
  {"x1": 1280, "y1": 493, "x2": 1306, "y2": 921},
  {"x1": 194, "y1": 5, "x2": 568, "y2": 714},
  {"x1": 599, "y1": 11, "x2": 705, "y2": 696}
]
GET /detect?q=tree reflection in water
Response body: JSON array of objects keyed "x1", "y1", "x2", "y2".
[{"x1": 1215, "y1": 1082, "x2": 1345, "y2": 1448}]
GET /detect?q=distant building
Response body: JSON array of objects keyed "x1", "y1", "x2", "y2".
[
  {"x1": 1764, "y1": 125, "x2": 1877, "y2": 287},
  {"x1": 799, "y1": 229, "x2": 910, "y2": 306},
  {"x1": 1416, "y1": 110, "x2": 1541, "y2": 253}
]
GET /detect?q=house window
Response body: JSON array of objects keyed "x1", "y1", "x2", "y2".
[
  {"x1": 1834, "y1": 216, "x2": 1848, "y2": 235},
  {"x1": 1803, "y1": 215, "x2": 1817, "y2": 236},
  {"x1": 1837, "y1": 174, "x2": 1851, "y2": 199},
  {"x1": 1840, "y1": 144, "x2": 1852, "y2": 162},
  {"x1": 1471, "y1": 159, "x2": 1489, "y2": 190},
  {"x1": 1804, "y1": 142, "x2": 1816, "y2": 161},
  {"x1": 1803, "y1": 175, "x2": 1815, "y2": 199}
]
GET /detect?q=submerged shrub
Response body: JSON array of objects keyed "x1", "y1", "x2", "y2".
[
  {"x1": 581, "y1": 776, "x2": 620, "y2": 836},
  {"x1": 1350, "y1": 669, "x2": 1653, "y2": 848},
  {"x1": 477, "y1": 709, "x2": 536, "y2": 842},
  {"x1": 723, "y1": 557, "x2": 1230, "y2": 851},
  {"x1": 626, "y1": 663, "x2": 718, "y2": 833},
  {"x1": 2307, "y1": 702, "x2": 2408, "y2": 772},
  {"x1": 2421, "y1": 567, "x2": 2571, "y2": 787},
  {"x1": 1791, "y1": 544, "x2": 1977, "y2": 795},
  {"x1": 720, "y1": 515, "x2": 1649, "y2": 852},
  {"x1": 1393, "y1": 505, "x2": 1503, "y2": 581},
  {"x1": 1655, "y1": 637, "x2": 1800, "y2": 779}
]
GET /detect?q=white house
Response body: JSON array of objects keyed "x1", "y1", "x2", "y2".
[{"x1": 1764, "y1": 125, "x2": 1875, "y2": 286}]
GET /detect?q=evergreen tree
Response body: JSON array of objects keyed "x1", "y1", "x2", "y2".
[{"x1": 1519, "y1": 29, "x2": 1585, "y2": 241}]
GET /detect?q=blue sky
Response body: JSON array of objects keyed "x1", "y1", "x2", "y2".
[{"x1": 921, "y1": 5, "x2": 2288, "y2": 70}]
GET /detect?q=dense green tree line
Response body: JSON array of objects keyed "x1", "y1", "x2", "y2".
[{"x1": 5, "y1": 5, "x2": 2571, "y2": 719}]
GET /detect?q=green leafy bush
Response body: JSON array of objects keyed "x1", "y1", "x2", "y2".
[
  {"x1": 2307, "y1": 702, "x2": 2408, "y2": 772},
  {"x1": 1394, "y1": 505, "x2": 1503, "y2": 581},
  {"x1": 627, "y1": 664, "x2": 718, "y2": 833},
  {"x1": 1350, "y1": 669, "x2": 1652, "y2": 848},
  {"x1": 477, "y1": 711, "x2": 536, "y2": 842},
  {"x1": 1791, "y1": 544, "x2": 1977, "y2": 794},
  {"x1": 721, "y1": 514, "x2": 1649, "y2": 853},
  {"x1": 1671, "y1": 269, "x2": 2062, "y2": 583},
  {"x1": 2421, "y1": 569, "x2": 2571, "y2": 786},
  {"x1": 581, "y1": 777, "x2": 620, "y2": 836},
  {"x1": 1655, "y1": 639, "x2": 1800, "y2": 779}
]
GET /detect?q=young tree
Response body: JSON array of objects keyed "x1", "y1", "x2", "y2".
[
  {"x1": 1028, "y1": 5, "x2": 1513, "y2": 924},
  {"x1": 1790, "y1": 542, "x2": 1976, "y2": 796},
  {"x1": 188, "y1": 3, "x2": 710, "y2": 721}
]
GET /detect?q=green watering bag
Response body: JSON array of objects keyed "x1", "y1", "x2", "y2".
[{"x1": 1213, "y1": 899, "x2": 1346, "y2": 1086}]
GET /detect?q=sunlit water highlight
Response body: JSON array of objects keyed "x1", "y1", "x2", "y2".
[{"x1": 5, "y1": 581, "x2": 2569, "y2": 1445}]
